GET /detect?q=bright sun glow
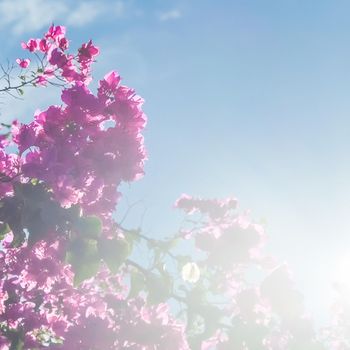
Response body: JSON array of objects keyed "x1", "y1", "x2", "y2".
[{"x1": 334, "y1": 255, "x2": 350, "y2": 289}]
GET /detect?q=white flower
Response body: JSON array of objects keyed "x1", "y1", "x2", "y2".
[{"x1": 181, "y1": 262, "x2": 200, "y2": 283}]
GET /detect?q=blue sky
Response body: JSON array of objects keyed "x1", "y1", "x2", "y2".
[{"x1": 1, "y1": 0, "x2": 350, "y2": 321}]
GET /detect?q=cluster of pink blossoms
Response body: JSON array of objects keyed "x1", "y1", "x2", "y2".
[
  {"x1": 175, "y1": 194, "x2": 265, "y2": 266},
  {"x1": 12, "y1": 71, "x2": 146, "y2": 219},
  {"x1": 175, "y1": 195, "x2": 325, "y2": 349},
  {"x1": 18, "y1": 25, "x2": 95, "y2": 85},
  {"x1": 0, "y1": 26, "x2": 192, "y2": 349},
  {"x1": 6, "y1": 25, "x2": 147, "y2": 223},
  {"x1": 0, "y1": 239, "x2": 188, "y2": 349}
]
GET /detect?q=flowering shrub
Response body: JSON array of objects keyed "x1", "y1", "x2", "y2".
[{"x1": 0, "y1": 24, "x2": 346, "y2": 349}]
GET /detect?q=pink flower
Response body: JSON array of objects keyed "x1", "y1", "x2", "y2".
[
  {"x1": 39, "y1": 38, "x2": 49, "y2": 53},
  {"x1": 48, "y1": 48, "x2": 68, "y2": 68},
  {"x1": 45, "y1": 25, "x2": 66, "y2": 41},
  {"x1": 36, "y1": 75, "x2": 47, "y2": 86},
  {"x1": 78, "y1": 40, "x2": 99, "y2": 63},
  {"x1": 21, "y1": 39, "x2": 38, "y2": 52},
  {"x1": 15, "y1": 58, "x2": 30, "y2": 69},
  {"x1": 59, "y1": 37, "x2": 69, "y2": 50}
]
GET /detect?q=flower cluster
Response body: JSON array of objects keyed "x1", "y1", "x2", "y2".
[
  {"x1": 0, "y1": 26, "x2": 163, "y2": 349},
  {"x1": 0, "y1": 24, "x2": 344, "y2": 349},
  {"x1": 13, "y1": 72, "x2": 146, "y2": 219},
  {"x1": 175, "y1": 195, "x2": 325, "y2": 349},
  {"x1": 0, "y1": 237, "x2": 189, "y2": 349},
  {"x1": 19, "y1": 25, "x2": 98, "y2": 85},
  {"x1": 175, "y1": 195, "x2": 265, "y2": 266},
  {"x1": 9, "y1": 26, "x2": 147, "y2": 222}
]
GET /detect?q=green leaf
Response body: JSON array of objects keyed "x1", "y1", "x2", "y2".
[
  {"x1": 40, "y1": 202, "x2": 62, "y2": 227},
  {"x1": 10, "y1": 228, "x2": 25, "y2": 248},
  {"x1": 158, "y1": 238, "x2": 180, "y2": 251},
  {"x1": 0, "y1": 222, "x2": 10, "y2": 240},
  {"x1": 69, "y1": 238, "x2": 99, "y2": 258},
  {"x1": 26, "y1": 212, "x2": 49, "y2": 245},
  {"x1": 65, "y1": 204, "x2": 82, "y2": 222},
  {"x1": 129, "y1": 269, "x2": 146, "y2": 298},
  {"x1": 17, "y1": 88, "x2": 24, "y2": 96},
  {"x1": 0, "y1": 197, "x2": 24, "y2": 247},
  {"x1": 124, "y1": 228, "x2": 141, "y2": 244},
  {"x1": 177, "y1": 255, "x2": 192, "y2": 265},
  {"x1": 10, "y1": 339, "x2": 24, "y2": 350},
  {"x1": 98, "y1": 237, "x2": 131, "y2": 273},
  {"x1": 146, "y1": 273, "x2": 172, "y2": 304},
  {"x1": 200, "y1": 304, "x2": 223, "y2": 336},
  {"x1": 187, "y1": 285, "x2": 207, "y2": 310},
  {"x1": 8, "y1": 329, "x2": 24, "y2": 350},
  {"x1": 152, "y1": 247, "x2": 163, "y2": 267},
  {"x1": 67, "y1": 238, "x2": 100, "y2": 286},
  {"x1": 19, "y1": 182, "x2": 51, "y2": 204},
  {"x1": 30, "y1": 178, "x2": 39, "y2": 185},
  {"x1": 75, "y1": 216, "x2": 102, "y2": 239},
  {"x1": 72, "y1": 258, "x2": 100, "y2": 286}
]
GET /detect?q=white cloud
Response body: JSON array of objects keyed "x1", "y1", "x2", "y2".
[
  {"x1": 158, "y1": 9, "x2": 182, "y2": 22},
  {"x1": 0, "y1": 0, "x2": 67, "y2": 34},
  {"x1": 67, "y1": 2, "x2": 106, "y2": 27},
  {"x1": 0, "y1": 0, "x2": 184, "y2": 35},
  {"x1": 0, "y1": 0, "x2": 126, "y2": 35}
]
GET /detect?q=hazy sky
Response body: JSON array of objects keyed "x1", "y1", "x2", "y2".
[{"x1": 1, "y1": 0, "x2": 350, "y2": 321}]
